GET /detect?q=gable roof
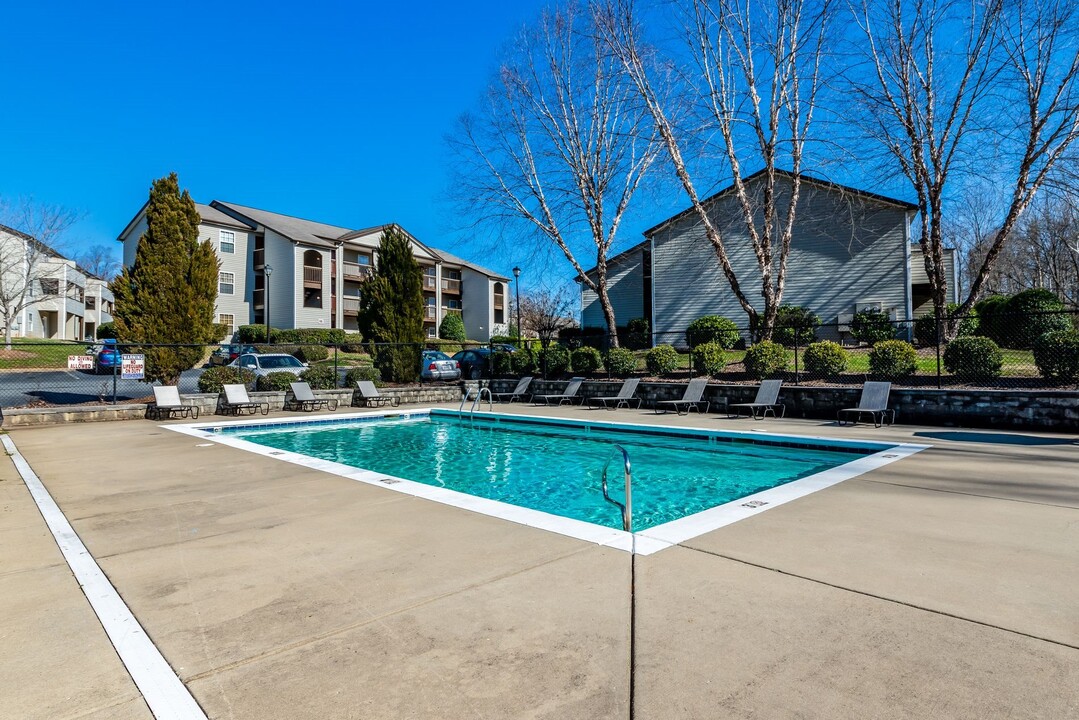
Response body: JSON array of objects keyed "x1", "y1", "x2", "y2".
[
  {"x1": 116, "y1": 201, "x2": 253, "y2": 241},
  {"x1": 643, "y1": 168, "x2": 918, "y2": 237},
  {"x1": 430, "y1": 247, "x2": 508, "y2": 281},
  {"x1": 210, "y1": 201, "x2": 352, "y2": 248},
  {"x1": 0, "y1": 222, "x2": 70, "y2": 260}
]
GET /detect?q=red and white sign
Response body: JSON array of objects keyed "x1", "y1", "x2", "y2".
[
  {"x1": 68, "y1": 355, "x2": 95, "y2": 371},
  {"x1": 121, "y1": 354, "x2": 145, "y2": 379}
]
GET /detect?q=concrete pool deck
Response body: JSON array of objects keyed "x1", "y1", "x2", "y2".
[{"x1": 1, "y1": 405, "x2": 1076, "y2": 718}]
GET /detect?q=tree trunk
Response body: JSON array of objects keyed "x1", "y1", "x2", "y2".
[{"x1": 594, "y1": 268, "x2": 620, "y2": 348}]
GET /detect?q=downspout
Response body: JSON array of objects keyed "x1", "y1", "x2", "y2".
[
  {"x1": 649, "y1": 234, "x2": 656, "y2": 348},
  {"x1": 903, "y1": 210, "x2": 913, "y2": 340}
]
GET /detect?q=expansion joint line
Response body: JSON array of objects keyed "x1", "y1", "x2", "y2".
[{"x1": 629, "y1": 540, "x2": 637, "y2": 720}]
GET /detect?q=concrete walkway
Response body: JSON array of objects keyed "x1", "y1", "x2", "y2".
[{"x1": 2, "y1": 407, "x2": 1077, "y2": 718}]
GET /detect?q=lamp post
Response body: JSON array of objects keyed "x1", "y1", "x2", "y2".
[
  {"x1": 512, "y1": 266, "x2": 522, "y2": 344},
  {"x1": 264, "y1": 264, "x2": 273, "y2": 344}
]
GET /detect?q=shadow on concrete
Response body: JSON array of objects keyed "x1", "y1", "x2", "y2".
[{"x1": 913, "y1": 431, "x2": 1077, "y2": 446}]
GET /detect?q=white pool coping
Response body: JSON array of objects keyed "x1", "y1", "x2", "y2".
[{"x1": 165, "y1": 408, "x2": 928, "y2": 556}]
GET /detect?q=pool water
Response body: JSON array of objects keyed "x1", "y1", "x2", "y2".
[{"x1": 227, "y1": 414, "x2": 877, "y2": 531}]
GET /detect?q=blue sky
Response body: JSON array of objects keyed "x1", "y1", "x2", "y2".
[{"x1": 1, "y1": 0, "x2": 619, "y2": 285}]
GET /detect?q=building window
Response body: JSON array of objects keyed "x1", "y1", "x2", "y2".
[
  {"x1": 218, "y1": 313, "x2": 235, "y2": 337},
  {"x1": 219, "y1": 230, "x2": 235, "y2": 254},
  {"x1": 426, "y1": 325, "x2": 437, "y2": 338},
  {"x1": 303, "y1": 250, "x2": 323, "y2": 308},
  {"x1": 86, "y1": 296, "x2": 96, "y2": 310},
  {"x1": 443, "y1": 298, "x2": 462, "y2": 310},
  {"x1": 219, "y1": 271, "x2": 235, "y2": 295},
  {"x1": 493, "y1": 282, "x2": 504, "y2": 324},
  {"x1": 27, "y1": 314, "x2": 33, "y2": 332},
  {"x1": 39, "y1": 279, "x2": 59, "y2": 296},
  {"x1": 304, "y1": 289, "x2": 322, "y2": 308}
]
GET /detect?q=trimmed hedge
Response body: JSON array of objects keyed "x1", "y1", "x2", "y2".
[
  {"x1": 236, "y1": 324, "x2": 361, "y2": 348},
  {"x1": 943, "y1": 336, "x2": 1003, "y2": 383},
  {"x1": 772, "y1": 305, "x2": 820, "y2": 347},
  {"x1": 692, "y1": 342, "x2": 727, "y2": 376},
  {"x1": 851, "y1": 309, "x2": 896, "y2": 345},
  {"x1": 802, "y1": 341, "x2": 847, "y2": 375},
  {"x1": 974, "y1": 295, "x2": 1010, "y2": 346},
  {"x1": 645, "y1": 344, "x2": 680, "y2": 376},
  {"x1": 1033, "y1": 330, "x2": 1079, "y2": 381},
  {"x1": 571, "y1": 346, "x2": 603, "y2": 374},
  {"x1": 510, "y1": 350, "x2": 537, "y2": 375},
  {"x1": 300, "y1": 365, "x2": 337, "y2": 389},
  {"x1": 868, "y1": 340, "x2": 917, "y2": 380},
  {"x1": 625, "y1": 317, "x2": 650, "y2": 350},
  {"x1": 537, "y1": 344, "x2": 570, "y2": 376},
  {"x1": 256, "y1": 371, "x2": 298, "y2": 392},
  {"x1": 685, "y1": 315, "x2": 740, "y2": 349},
  {"x1": 1000, "y1": 289, "x2": 1069, "y2": 349},
  {"x1": 913, "y1": 304, "x2": 979, "y2": 346},
  {"x1": 604, "y1": 347, "x2": 637, "y2": 377},
  {"x1": 439, "y1": 313, "x2": 467, "y2": 342},
  {"x1": 345, "y1": 365, "x2": 382, "y2": 386},
  {"x1": 198, "y1": 366, "x2": 257, "y2": 393},
  {"x1": 743, "y1": 341, "x2": 790, "y2": 379},
  {"x1": 492, "y1": 351, "x2": 514, "y2": 376}
]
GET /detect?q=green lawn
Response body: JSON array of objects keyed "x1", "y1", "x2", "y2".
[
  {"x1": 0, "y1": 338, "x2": 88, "y2": 370},
  {"x1": 312, "y1": 350, "x2": 373, "y2": 368}
]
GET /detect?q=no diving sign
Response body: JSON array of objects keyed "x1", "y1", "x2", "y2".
[{"x1": 121, "y1": 354, "x2": 145, "y2": 379}]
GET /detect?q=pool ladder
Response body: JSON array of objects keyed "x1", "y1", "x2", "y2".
[
  {"x1": 601, "y1": 444, "x2": 633, "y2": 533},
  {"x1": 459, "y1": 385, "x2": 493, "y2": 416}
]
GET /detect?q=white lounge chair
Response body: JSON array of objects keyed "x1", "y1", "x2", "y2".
[
  {"x1": 533, "y1": 377, "x2": 584, "y2": 406},
  {"x1": 353, "y1": 380, "x2": 400, "y2": 408},
  {"x1": 837, "y1": 381, "x2": 895, "y2": 428},
  {"x1": 491, "y1": 376, "x2": 533, "y2": 403},
  {"x1": 727, "y1": 380, "x2": 785, "y2": 420},
  {"x1": 588, "y1": 378, "x2": 642, "y2": 410},
  {"x1": 284, "y1": 382, "x2": 338, "y2": 412},
  {"x1": 148, "y1": 385, "x2": 198, "y2": 420},
  {"x1": 655, "y1": 378, "x2": 710, "y2": 415},
  {"x1": 219, "y1": 383, "x2": 269, "y2": 416}
]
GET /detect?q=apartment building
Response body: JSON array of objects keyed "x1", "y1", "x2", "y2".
[
  {"x1": 0, "y1": 223, "x2": 114, "y2": 341},
  {"x1": 117, "y1": 201, "x2": 509, "y2": 341}
]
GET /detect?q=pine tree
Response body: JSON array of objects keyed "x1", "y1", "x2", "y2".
[
  {"x1": 357, "y1": 226, "x2": 424, "y2": 382},
  {"x1": 110, "y1": 173, "x2": 219, "y2": 384},
  {"x1": 438, "y1": 312, "x2": 466, "y2": 342}
]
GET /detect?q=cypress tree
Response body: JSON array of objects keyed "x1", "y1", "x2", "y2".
[
  {"x1": 357, "y1": 226, "x2": 424, "y2": 382},
  {"x1": 110, "y1": 173, "x2": 219, "y2": 384}
]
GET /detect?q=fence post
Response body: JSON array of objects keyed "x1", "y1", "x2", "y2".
[
  {"x1": 111, "y1": 356, "x2": 118, "y2": 405},
  {"x1": 935, "y1": 314, "x2": 943, "y2": 389},
  {"x1": 793, "y1": 322, "x2": 800, "y2": 386},
  {"x1": 333, "y1": 344, "x2": 338, "y2": 388}
]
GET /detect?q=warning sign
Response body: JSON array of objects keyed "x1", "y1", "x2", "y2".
[
  {"x1": 121, "y1": 354, "x2": 145, "y2": 379},
  {"x1": 68, "y1": 355, "x2": 95, "y2": 371}
]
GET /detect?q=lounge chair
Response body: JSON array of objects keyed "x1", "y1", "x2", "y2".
[
  {"x1": 147, "y1": 385, "x2": 199, "y2": 420},
  {"x1": 491, "y1": 376, "x2": 533, "y2": 403},
  {"x1": 219, "y1": 383, "x2": 269, "y2": 416},
  {"x1": 655, "y1": 378, "x2": 710, "y2": 415},
  {"x1": 533, "y1": 377, "x2": 585, "y2": 406},
  {"x1": 727, "y1": 379, "x2": 785, "y2": 420},
  {"x1": 837, "y1": 381, "x2": 895, "y2": 428},
  {"x1": 352, "y1": 380, "x2": 400, "y2": 408},
  {"x1": 588, "y1": 378, "x2": 642, "y2": 410},
  {"x1": 284, "y1": 382, "x2": 338, "y2": 412}
]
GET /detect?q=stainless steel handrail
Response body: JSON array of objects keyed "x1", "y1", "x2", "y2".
[
  {"x1": 470, "y1": 386, "x2": 493, "y2": 414},
  {"x1": 601, "y1": 444, "x2": 632, "y2": 532}
]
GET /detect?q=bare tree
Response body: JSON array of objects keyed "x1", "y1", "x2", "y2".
[
  {"x1": 450, "y1": 2, "x2": 660, "y2": 347},
  {"x1": 600, "y1": 0, "x2": 835, "y2": 338},
  {"x1": 516, "y1": 287, "x2": 577, "y2": 348},
  {"x1": 852, "y1": 0, "x2": 1079, "y2": 330},
  {"x1": 0, "y1": 198, "x2": 81, "y2": 348},
  {"x1": 76, "y1": 245, "x2": 123, "y2": 280}
]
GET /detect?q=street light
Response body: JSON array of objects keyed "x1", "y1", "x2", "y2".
[
  {"x1": 264, "y1": 264, "x2": 273, "y2": 344},
  {"x1": 512, "y1": 266, "x2": 522, "y2": 343}
]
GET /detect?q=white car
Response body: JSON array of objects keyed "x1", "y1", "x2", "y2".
[{"x1": 228, "y1": 353, "x2": 307, "y2": 378}]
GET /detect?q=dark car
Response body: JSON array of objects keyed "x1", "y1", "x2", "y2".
[
  {"x1": 452, "y1": 348, "x2": 493, "y2": 380},
  {"x1": 209, "y1": 344, "x2": 259, "y2": 367},
  {"x1": 492, "y1": 343, "x2": 519, "y2": 353},
  {"x1": 95, "y1": 339, "x2": 122, "y2": 374},
  {"x1": 420, "y1": 350, "x2": 461, "y2": 382}
]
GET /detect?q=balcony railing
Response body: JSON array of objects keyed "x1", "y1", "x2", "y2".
[
  {"x1": 253, "y1": 248, "x2": 265, "y2": 268},
  {"x1": 303, "y1": 265, "x2": 322, "y2": 287},
  {"x1": 423, "y1": 275, "x2": 437, "y2": 291},
  {"x1": 343, "y1": 262, "x2": 374, "y2": 282},
  {"x1": 441, "y1": 278, "x2": 461, "y2": 294},
  {"x1": 441, "y1": 307, "x2": 463, "y2": 316},
  {"x1": 424, "y1": 305, "x2": 437, "y2": 320},
  {"x1": 342, "y1": 297, "x2": 361, "y2": 315},
  {"x1": 253, "y1": 289, "x2": 264, "y2": 309}
]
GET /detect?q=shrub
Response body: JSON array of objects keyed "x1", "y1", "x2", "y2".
[
  {"x1": 943, "y1": 336, "x2": 1003, "y2": 383},
  {"x1": 645, "y1": 344, "x2": 680, "y2": 376},
  {"x1": 850, "y1": 309, "x2": 896, "y2": 345},
  {"x1": 492, "y1": 351, "x2": 514, "y2": 376},
  {"x1": 802, "y1": 341, "x2": 847, "y2": 375},
  {"x1": 198, "y1": 366, "x2": 256, "y2": 393},
  {"x1": 974, "y1": 294, "x2": 1010, "y2": 346},
  {"x1": 691, "y1": 342, "x2": 727, "y2": 376},
  {"x1": 374, "y1": 345, "x2": 419, "y2": 383},
  {"x1": 685, "y1": 315, "x2": 740, "y2": 349},
  {"x1": 96, "y1": 321, "x2": 117, "y2": 340},
  {"x1": 868, "y1": 340, "x2": 918, "y2": 380},
  {"x1": 237, "y1": 324, "x2": 271, "y2": 343},
  {"x1": 604, "y1": 347, "x2": 637, "y2": 377},
  {"x1": 537, "y1": 344, "x2": 570, "y2": 376},
  {"x1": 570, "y1": 346, "x2": 603, "y2": 374},
  {"x1": 1032, "y1": 330, "x2": 1079, "y2": 381},
  {"x1": 914, "y1": 304, "x2": 979, "y2": 346},
  {"x1": 1000, "y1": 289, "x2": 1069, "y2": 349},
  {"x1": 300, "y1": 364, "x2": 337, "y2": 389},
  {"x1": 772, "y1": 305, "x2": 820, "y2": 347},
  {"x1": 510, "y1": 350, "x2": 537, "y2": 375},
  {"x1": 743, "y1": 341, "x2": 790, "y2": 379},
  {"x1": 256, "y1": 371, "x2": 299, "y2": 392},
  {"x1": 625, "y1": 317, "x2": 650, "y2": 350},
  {"x1": 289, "y1": 344, "x2": 329, "y2": 363},
  {"x1": 345, "y1": 365, "x2": 382, "y2": 386},
  {"x1": 438, "y1": 313, "x2": 467, "y2": 342}
]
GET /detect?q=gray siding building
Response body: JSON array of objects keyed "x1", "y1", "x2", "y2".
[{"x1": 581, "y1": 171, "x2": 957, "y2": 343}]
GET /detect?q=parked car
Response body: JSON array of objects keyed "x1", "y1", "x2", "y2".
[
  {"x1": 228, "y1": 353, "x2": 307, "y2": 379},
  {"x1": 452, "y1": 348, "x2": 493, "y2": 380},
  {"x1": 209, "y1": 344, "x2": 259, "y2": 367},
  {"x1": 420, "y1": 350, "x2": 461, "y2": 382},
  {"x1": 492, "y1": 343, "x2": 519, "y2": 353},
  {"x1": 95, "y1": 339, "x2": 122, "y2": 375}
]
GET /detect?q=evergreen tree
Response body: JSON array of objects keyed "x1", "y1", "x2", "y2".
[
  {"x1": 357, "y1": 226, "x2": 424, "y2": 382},
  {"x1": 110, "y1": 173, "x2": 219, "y2": 384},
  {"x1": 438, "y1": 312, "x2": 466, "y2": 342}
]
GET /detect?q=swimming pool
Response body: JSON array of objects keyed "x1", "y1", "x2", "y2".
[{"x1": 170, "y1": 410, "x2": 925, "y2": 554}]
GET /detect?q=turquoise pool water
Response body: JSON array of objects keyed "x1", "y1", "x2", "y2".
[{"x1": 226, "y1": 414, "x2": 878, "y2": 531}]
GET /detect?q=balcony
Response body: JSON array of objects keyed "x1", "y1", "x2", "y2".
[
  {"x1": 342, "y1": 297, "x2": 361, "y2": 316},
  {"x1": 303, "y1": 265, "x2": 322, "y2": 288},
  {"x1": 441, "y1": 307, "x2": 463, "y2": 316},
  {"x1": 253, "y1": 248, "x2": 265, "y2": 269},
  {"x1": 424, "y1": 305, "x2": 437, "y2": 321},
  {"x1": 441, "y1": 278, "x2": 461, "y2": 294},
  {"x1": 423, "y1": 274, "x2": 437, "y2": 291},
  {"x1": 343, "y1": 262, "x2": 374, "y2": 282},
  {"x1": 253, "y1": 288, "x2": 264, "y2": 309}
]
